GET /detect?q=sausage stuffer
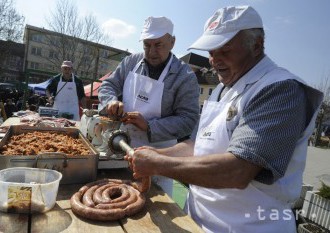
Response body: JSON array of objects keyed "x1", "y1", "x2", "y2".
[
  {"x1": 108, "y1": 129, "x2": 151, "y2": 193},
  {"x1": 108, "y1": 130, "x2": 134, "y2": 156},
  {"x1": 80, "y1": 111, "x2": 128, "y2": 169}
]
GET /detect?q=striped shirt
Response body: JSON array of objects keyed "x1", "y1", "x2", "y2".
[{"x1": 228, "y1": 79, "x2": 307, "y2": 184}]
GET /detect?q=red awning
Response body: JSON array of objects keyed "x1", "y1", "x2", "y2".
[{"x1": 84, "y1": 72, "x2": 111, "y2": 97}]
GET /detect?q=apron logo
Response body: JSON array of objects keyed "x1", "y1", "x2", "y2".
[
  {"x1": 136, "y1": 91, "x2": 149, "y2": 103},
  {"x1": 200, "y1": 126, "x2": 215, "y2": 140},
  {"x1": 203, "y1": 131, "x2": 212, "y2": 137},
  {"x1": 226, "y1": 106, "x2": 238, "y2": 121}
]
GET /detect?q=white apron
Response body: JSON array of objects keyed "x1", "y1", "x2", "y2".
[
  {"x1": 53, "y1": 74, "x2": 80, "y2": 121},
  {"x1": 185, "y1": 57, "x2": 323, "y2": 233},
  {"x1": 122, "y1": 55, "x2": 176, "y2": 196}
]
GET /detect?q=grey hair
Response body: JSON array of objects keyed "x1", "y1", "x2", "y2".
[{"x1": 241, "y1": 28, "x2": 265, "y2": 52}]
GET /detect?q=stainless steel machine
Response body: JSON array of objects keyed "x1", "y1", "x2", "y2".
[
  {"x1": 108, "y1": 129, "x2": 133, "y2": 156},
  {"x1": 80, "y1": 110, "x2": 128, "y2": 169}
]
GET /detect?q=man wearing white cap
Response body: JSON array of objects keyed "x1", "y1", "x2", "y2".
[
  {"x1": 98, "y1": 16, "x2": 199, "y2": 196},
  {"x1": 126, "y1": 6, "x2": 323, "y2": 232},
  {"x1": 46, "y1": 60, "x2": 86, "y2": 121}
]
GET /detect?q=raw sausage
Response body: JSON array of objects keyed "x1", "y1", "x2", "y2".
[
  {"x1": 70, "y1": 179, "x2": 146, "y2": 221},
  {"x1": 132, "y1": 176, "x2": 151, "y2": 193}
]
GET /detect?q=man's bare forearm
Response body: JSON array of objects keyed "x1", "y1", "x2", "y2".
[{"x1": 156, "y1": 139, "x2": 194, "y2": 157}]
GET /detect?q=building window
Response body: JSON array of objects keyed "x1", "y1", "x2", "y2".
[
  {"x1": 82, "y1": 56, "x2": 90, "y2": 66},
  {"x1": 48, "y1": 37, "x2": 60, "y2": 47},
  {"x1": 200, "y1": 87, "x2": 204, "y2": 94},
  {"x1": 200, "y1": 104, "x2": 203, "y2": 114},
  {"x1": 101, "y1": 50, "x2": 108, "y2": 58},
  {"x1": 209, "y1": 88, "x2": 213, "y2": 95},
  {"x1": 30, "y1": 62, "x2": 39, "y2": 70},
  {"x1": 32, "y1": 34, "x2": 43, "y2": 42},
  {"x1": 31, "y1": 47, "x2": 42, "y2": 56},
  {"x1": 84, "y1": 47, "x2": 91, "y2": 54},
  {"x1": 46, "y1": 64, "x2": 55, "y2": 71},
  {"x1": 49, "y1": 50, "x2": 58, "y2": 59},
  {"x1": 7, "y1": 56, "x2": 17, "y2": 68}
]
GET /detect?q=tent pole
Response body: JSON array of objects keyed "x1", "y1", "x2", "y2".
[{"x1": 90, "y1": 81, "x2": 94, "y2": 99}]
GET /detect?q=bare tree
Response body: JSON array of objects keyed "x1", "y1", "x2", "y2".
[
  {"x1": 315, "y1": 72, "x2": 330, "y2": 124},
  {"x1": 44, "y1": 0, "x2": 111, "y2": 79},
  {"x1": 0, "y1": 0, "x2": 25, "y2": 76},
  {"x1": 0, "y1": 0, "x2": 25, "y2": 42},
  {"x1": 317, "y1": 73, "x2": 330, "y2": 104},
  {"x1": 320, "y1": 74, "x2": 330, "y2": 124},
  {"x1": 314, "y1": 72, "x2": 330, "y2": 146}
]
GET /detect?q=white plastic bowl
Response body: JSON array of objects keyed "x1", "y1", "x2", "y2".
[{"x1": 0, "y1": 167, "x2": 62, "y2": 213}]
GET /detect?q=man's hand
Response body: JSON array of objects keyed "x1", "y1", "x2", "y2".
[
  {"x1": 48, "y1": 96, "x2": 54, "y2": 105},
  {"x1": 121, "y1": 111, "x2": 148, "y2": 131},
  {"x1": 106, "y1": 101, "x2": 124, "y2": 117},
  {"x1": 125, "y1": 148, "x2": 160, "y2": 179},
  {"x1": 125, "y1": 146, "x2": 155, "y2": 171}
]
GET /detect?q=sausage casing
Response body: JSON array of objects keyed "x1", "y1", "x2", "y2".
[{"x1": 70, "y1": 179, "x2": 146, "y2": 221}]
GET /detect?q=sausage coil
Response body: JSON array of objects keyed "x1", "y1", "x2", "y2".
[{"x1": 70, "y1": 179, "x2": 146, "y2": 221}]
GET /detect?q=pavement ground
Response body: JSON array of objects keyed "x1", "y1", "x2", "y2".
[{"x1": 303, "y1": 146, "x2": 330, "y2": 190}]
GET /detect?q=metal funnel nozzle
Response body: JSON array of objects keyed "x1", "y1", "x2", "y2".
[{"x1": 108, "y1": 130, "x2": 133, "y2": 156}]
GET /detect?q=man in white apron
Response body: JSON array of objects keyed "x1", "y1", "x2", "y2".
[
  {"x1": 98, "y1": 17, "x2": 200, "y2": 197},
  {"x1": 46, "y1": 61, "x2": 86, "y2": 121},
  {"x1": 126, "y1": 6, "x2": 324, "y2": 232}
]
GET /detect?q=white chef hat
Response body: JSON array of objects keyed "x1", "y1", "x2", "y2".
[{"x1": 140, "y1": 16, "x2": 174, "y2": 41}]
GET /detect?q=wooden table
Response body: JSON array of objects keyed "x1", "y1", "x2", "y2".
[
  {"x1": 0, "y1": 169, "x2": 203, "y2": 233},
  {"x1": 1, "y1": 116, "x2": 20, "y2": 125},
  {"x1": 0, "y1": 117, "x2": 203, "y2": 232}
]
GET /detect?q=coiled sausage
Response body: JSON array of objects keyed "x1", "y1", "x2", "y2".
[{"x1": 70, "y1": 179, "x2": 146, "y2": 221}]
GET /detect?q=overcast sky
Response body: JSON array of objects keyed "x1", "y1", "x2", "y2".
[{"x1": 15, "y1": 0, "x2": 330, "y2": 87}]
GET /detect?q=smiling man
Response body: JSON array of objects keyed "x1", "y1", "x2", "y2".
[{"x1": 126, "y1": 6, "x2": 324, "y2": 232}]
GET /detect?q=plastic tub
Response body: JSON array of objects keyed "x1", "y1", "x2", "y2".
[{"x1": 0, "y1": 167, "x2": 62, "y2": 213}]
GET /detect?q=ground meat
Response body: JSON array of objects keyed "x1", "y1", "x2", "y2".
[{"x1": 0, "y1": 131, "x2": 90, "y2": 156}]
